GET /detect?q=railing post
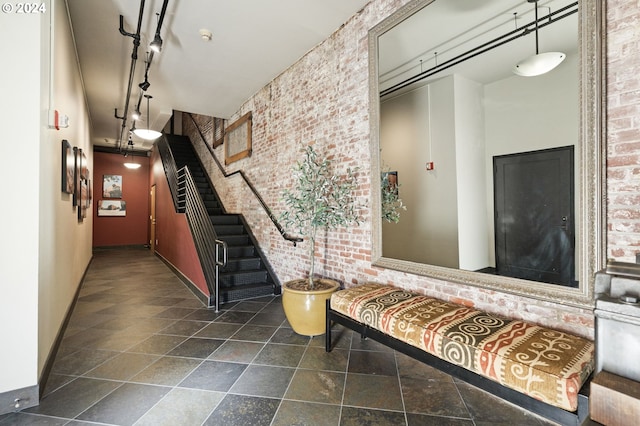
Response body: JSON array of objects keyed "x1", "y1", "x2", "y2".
[{"x1": 214, "y1": 239, "x2": 228, "y2": 313}]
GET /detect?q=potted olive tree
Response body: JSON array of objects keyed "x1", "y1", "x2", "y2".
[{"x1": 280, "y1": 144, "x2": 361, "y2": 335}]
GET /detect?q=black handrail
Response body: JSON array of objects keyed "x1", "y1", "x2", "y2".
[
  {"x1": 157, "y1": 135, "x2": 227, "y2": 311},
  {"x1": 156, "y1": 134, "x2": 180, "y2": 210},
  {"x1": 184, "y1": 113, "x2": 302, "y2": 246}
]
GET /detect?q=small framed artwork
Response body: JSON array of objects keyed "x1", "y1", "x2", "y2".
[
  {"x1": 103, "y1": 175, "x2": 123, "y2": 198},
  {"x1": 80, "y1": 150, "x2": 88, "y2": 179},
  {"x1": 73, "y1": 147, "x2": 82, "y2": 206},
  {"x1": 213, "y1": 116, "x2": 225, "y2": 148},
  {"x1": 78, "y1": 178, "x2": 89, "y2": 221},
  {"x1": 61, "y1": 140, "x2": 74, "y2": 194},
  {"x1": 98, "y1": 200, "x2": 127, "y2": 216},
  {"x1": 224, "y1": 111, "x2": 252, "y2": 165}
]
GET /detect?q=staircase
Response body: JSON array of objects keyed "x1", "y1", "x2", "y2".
[{"x1": 165, "y1": 134, "x2": 281, "y2": 304}]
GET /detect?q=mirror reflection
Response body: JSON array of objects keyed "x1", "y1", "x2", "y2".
[{"x1": 378, "y1": 0, "x2": 581, "y2": 287}]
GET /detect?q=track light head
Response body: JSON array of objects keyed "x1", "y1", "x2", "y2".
[
  {"x1": 132, "y1": 108, "x2": 141, "y2": 120},
  {"x1": 150, "y1": 33, "x2": 163, "y2": 53},
  {"x1": 138, "y1": 79, "x2": 150, "y2": 91}
]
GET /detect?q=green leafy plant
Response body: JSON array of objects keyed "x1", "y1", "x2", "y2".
[
  {"x1": 381, "y1": 169, "x2": 406, "y2": 223},
  {"x1": 281, "y1": 145, "x2": 361, "y2": 289}
]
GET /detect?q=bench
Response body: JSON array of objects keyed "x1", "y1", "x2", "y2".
[{"x1": 325, "y1": 283, "x2": 594, "y2": 425}]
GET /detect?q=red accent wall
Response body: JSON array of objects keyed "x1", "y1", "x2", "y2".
[
  {"x1": 92, "y1": 151, "x2": 151, "y2": 247},
  {"x1": 151, "y1": 148, "x2": 208, "y2": 297}
]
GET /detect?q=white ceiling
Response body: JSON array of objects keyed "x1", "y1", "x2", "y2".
[{"x1": 66, "y1": 0, "x2": 370, "y2": 151}]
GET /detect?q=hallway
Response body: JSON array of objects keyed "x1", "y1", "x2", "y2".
[{"x1": 1, "y1": 248, "x2": 553, "y2": 425}]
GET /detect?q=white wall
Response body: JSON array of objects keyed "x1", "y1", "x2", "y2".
[
  {"x1": 0, "y1": 0, "x2": 92, "y2": 407},
  {"x1": 380, "y1": 80, "x2": 459, "y2": 267},
  {"x1": 0, "y1": 6, "x2": 42, "y2": 398},
  {"x1": 453, "y1": 75, "x2": 490, "y2": 271},
  {"x1": 38, "y1": 0, "x2": 93, "y2": 375}
]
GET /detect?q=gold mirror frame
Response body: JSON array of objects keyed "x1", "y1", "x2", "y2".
[{"x1": 369, "y1": 0, "x2": 606, "y2": 308}]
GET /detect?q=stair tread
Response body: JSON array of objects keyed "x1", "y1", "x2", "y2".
[
  {"x1": 220, "y1": 281, "x2": 273, "y2": 288},
  {"x1": 220, "y1": 268, "x2": 267, "y2": 276}
]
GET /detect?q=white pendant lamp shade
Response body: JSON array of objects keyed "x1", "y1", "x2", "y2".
[
  {"x1": 134, "y1": 94, "x2": 162, "y2": 140},
  {"x1": 133, "y1": 128, "x2": 162, "y2": 140},
  {"x1": 513, "y1": 51, "x2": 566, "y2": 77},
  {"x1": 513, "y1": 0, "x2": 565, "y2": 77}
]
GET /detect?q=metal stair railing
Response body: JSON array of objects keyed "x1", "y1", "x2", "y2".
[
  {"x1": 157, "y1": 133, "x2": 180, "y2": 211},
  {"x1": 157, "y1": 135, "x2": 227, "y2": 311},
  {"x1": 184, "y1": 113, "x2": 302, "y2": 246}
]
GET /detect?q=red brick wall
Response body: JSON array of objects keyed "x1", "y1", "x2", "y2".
[
  {"x1": 184, "y1": 0, "x2": 640, "y2": 339},
  {"x1": 606, "y1": 0, "x2": 640, "y2": 262}
]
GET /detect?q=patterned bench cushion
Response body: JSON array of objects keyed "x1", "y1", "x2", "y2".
[{"x1": 331, "y1": 283, "x2": 594, "y2": 411}]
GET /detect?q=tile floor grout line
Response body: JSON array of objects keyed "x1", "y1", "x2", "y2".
[
  {"x1": 335, "y1": 327, "x2": 352, "y2": 426},
  {"x1": 393, "y1": 350, "x2": 410, "y2": 426}
]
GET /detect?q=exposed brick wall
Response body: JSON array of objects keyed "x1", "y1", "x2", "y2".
[
  {"x1": 607, "y1": 0, "x2": 640, "y2": 261},
  {"x1": 182, "y1": 0, "x2": 640, "y2": 340}
]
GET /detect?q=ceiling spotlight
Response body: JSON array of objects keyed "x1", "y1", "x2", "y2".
[
  {"x1": 150, "y1": 33, "x2": 162, "y2": 53},
  {"x1": 133, "y1": 94, "x2": 162, "y2": 140},
  {"x1": 150, "y1": 12, "x2": 163, "y2": 52},
  {"x1": 199, "y1": 29, "x2": 213, "y2": 41},
  {"x1": 513, "y1": 0, "x2": 566, "y2": 77},
  {"x1": 138, "y1": 52, "x2": 151, "y2": 90}
]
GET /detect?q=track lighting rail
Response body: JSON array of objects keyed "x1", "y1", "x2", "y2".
[{"x1": 114, "y1": 0, "x2": 170, "y2": 151}]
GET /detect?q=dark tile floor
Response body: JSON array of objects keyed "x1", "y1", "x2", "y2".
[{"x1": 0, "y1": 248, "x2": 557, "y2": 425}]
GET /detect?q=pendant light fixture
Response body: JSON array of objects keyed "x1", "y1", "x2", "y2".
[
  {"x1": 133, "y1": 94, "x2": 162, "y2": 140},
  {"x1": 513, "y1": 0, "x2": 565, "y2": 77},
  {"x1": 123, "y1": 136, "x2": 141, "y2": 169},
  {"x1": 124, "y1": 159, "x2": 141, "y2": 169}
]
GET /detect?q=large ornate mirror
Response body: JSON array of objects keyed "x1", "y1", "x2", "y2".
[{"x1": 369, "y1": 0, "x2": 605, "y2": 308}]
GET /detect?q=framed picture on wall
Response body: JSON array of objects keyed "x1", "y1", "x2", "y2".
[
  {"x1": 78, "y1": 178, "x2": 89, "y2": 221},
  {"x1": 80, "y1": 150, "x2": 88, "y2": 179},
  {"x1": 224, "y1": 112, "x2": 252, "y2": 165},
  {"x1": 61, "y1": 140, "x2": 74, "y2": 194},
  {"x1": 87, "y1": 179, "x2": 92, "y2": 206},
  {"x1": 73, "y1": 147, "x2": 82, "y2": 206},
  {"x1": 97, "y1": 200, "x2": 126, "y2": 217},
  {"x1": 103, "y1": 175, "x2": 122, "y2": 198}
]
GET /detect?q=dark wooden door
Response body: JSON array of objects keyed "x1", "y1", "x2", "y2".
[{"x1": 494, "y1": 146, "x2": 575, "y2": 286}]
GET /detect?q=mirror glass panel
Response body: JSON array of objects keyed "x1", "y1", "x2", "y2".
[{"x1": 369, "y1": 0, "x2": 604, "y2": 307}]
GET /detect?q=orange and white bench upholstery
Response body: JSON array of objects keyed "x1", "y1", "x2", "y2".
[{"x1": 326, "y1": 282, "x2": 594, "y2": 425}]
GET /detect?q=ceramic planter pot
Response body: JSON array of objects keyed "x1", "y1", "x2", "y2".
[{"x1": 282, "y1": 278, "x2": 340, "y2": 336}]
